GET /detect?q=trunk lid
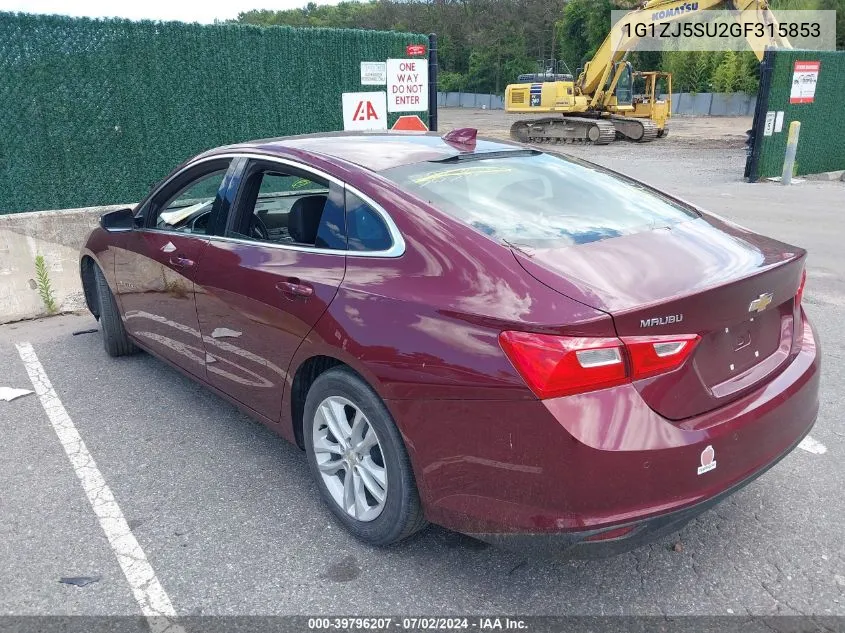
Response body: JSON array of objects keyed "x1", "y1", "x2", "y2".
[{"x1": 513, "y1": 216, "x2": 806, "y2": 419}]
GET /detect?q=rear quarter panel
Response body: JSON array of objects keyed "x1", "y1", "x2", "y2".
[{"x1": 286, "y1": 158, "x2": 614, "y2": 395}]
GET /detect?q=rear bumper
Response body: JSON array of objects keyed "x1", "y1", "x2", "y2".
[
  {"x1": 470, "y1": 423, "x2": 812, "y2": 558},
  {"x1": 390, "y1": 314, "x2": 820, "y2": 556}
]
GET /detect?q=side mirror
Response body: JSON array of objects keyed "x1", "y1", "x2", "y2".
[{"x1": 100, "y1": 208, "x2": 137, "y2": 232}]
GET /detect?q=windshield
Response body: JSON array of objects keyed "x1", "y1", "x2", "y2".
[{"x1": 382, "y1": 152, "x2": 698, "y2": 248}]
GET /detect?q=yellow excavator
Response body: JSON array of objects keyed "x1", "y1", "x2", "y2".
[{"x1": 506, "y1": 0, "x2": 792, "y2": 144}]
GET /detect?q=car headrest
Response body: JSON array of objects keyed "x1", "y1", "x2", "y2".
[
  {"x1": 495, "y1": 178, "x2": 545, "y2": 205},
  {"x1": 288, "y1": 195, "x2": 327, "y2": 245}
]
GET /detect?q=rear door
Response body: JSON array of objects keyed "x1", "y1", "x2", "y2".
[
  {"x1": 193, "y1": 158, "x2": 347, "y2": 422},
  {"x1": 115, "y1": 158, "x2": 237, "y2": 378}
]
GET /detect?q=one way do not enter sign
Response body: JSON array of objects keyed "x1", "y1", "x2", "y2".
[
  {"x1": 342, "y1": 91, "x2": 387, "y2": 131},
  {"x1": 387, "y1": 58, "x2": 428, "y2": 113}
]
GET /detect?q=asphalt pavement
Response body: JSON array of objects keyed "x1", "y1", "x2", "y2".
[{"x1": 1, "y1": 139, "x2": 843, "y2": 622}]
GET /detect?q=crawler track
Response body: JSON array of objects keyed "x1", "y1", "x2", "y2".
[
  {"x1": 610, "y1": 115, "x2": 659, "y2": 142},
  {"x1": 510, "y1": 117, "x2": 616, "y2": 145}
]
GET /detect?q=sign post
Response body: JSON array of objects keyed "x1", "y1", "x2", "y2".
[
  {"x1": 781, "y1": 121, "x2": 801, "y2": 186},
  {"x1": 428, "y1": 33, "x2": 438, "y2": 132}
]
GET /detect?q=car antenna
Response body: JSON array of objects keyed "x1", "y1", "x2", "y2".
[{"x1": 442, "y1": 128, "x2": 477, "y2": 151}]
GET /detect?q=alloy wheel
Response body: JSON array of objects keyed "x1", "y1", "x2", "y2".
[{"x1": 312, "y1": 396, "x2": 388, "y2": 522}]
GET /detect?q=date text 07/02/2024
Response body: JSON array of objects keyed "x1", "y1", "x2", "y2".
[{"x1": 306, "y1": 617, "x2": 529, "y2": 630}]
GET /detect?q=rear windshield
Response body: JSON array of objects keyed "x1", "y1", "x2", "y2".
[{"x1": 381, "y1": 152, "x2": 698, "y2": 248}]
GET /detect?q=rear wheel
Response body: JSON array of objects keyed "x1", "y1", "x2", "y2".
[
  {"x1": 94, "y1": 265, "x2": 138, "y2": 357},
  {"x1": 304, "y1": 367, "x2": 427, "y2": 545}
]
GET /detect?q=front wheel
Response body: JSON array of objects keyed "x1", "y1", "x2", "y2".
[
  {"x1": 94, "y1": 265, "x2": 138, "y2": 357},
  {"x1": 304, "y1": 367, "x2": 427, "y2": 545}
]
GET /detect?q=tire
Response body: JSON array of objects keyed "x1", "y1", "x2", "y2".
[
  {"x1": 94, "y1": 265, "x2": 138, "y2": 357},
  {"x1": 304, "y1": 367, "x2": 427, "y2": 545}
]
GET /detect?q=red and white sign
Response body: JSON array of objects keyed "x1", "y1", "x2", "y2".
[
  {"x1": 391, "y1": 115, "x2": 428, "y2": 132},
  {"x1": 341, "y1": 91, "x2": 387, "y2": 131},
  {"x1": 386, "y1": 58, "x2": 428, "y2": 113},
  {"x1": 406, "y1": 44, "x2": 427, "y2": 56},
  {"x1": 790, "y1": 61, "x2": 820, "y2": 104}
]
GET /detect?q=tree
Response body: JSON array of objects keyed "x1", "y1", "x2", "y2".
[
  {"x1": 711, "y1": 51, "x2": 740, "y2": 92},
  {"x1": 236, "y1": 0, "x2": 842, "y2": 96}
]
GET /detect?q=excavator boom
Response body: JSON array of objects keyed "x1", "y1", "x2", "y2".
[{"x1": 581, "y1": 0, "x2": 792, "y2": 107}]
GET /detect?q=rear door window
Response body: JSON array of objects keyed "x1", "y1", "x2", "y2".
[
  {"x1": 228, "y1": 162, "x2": 346, "y2": 250},
  {"x1": 382, "y1": 152, "x2": 697, "y2": 247}
]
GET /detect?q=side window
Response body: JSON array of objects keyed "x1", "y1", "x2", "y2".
[
  {"x1": 229, "y1": 164, "x2": 345, "y2": 250},
  {"x1": 346, "y1": 191, "x2": 392, "y2": 252},
  {"x1": 152, "y1": 168, "x2": 229, "y2": 235}
]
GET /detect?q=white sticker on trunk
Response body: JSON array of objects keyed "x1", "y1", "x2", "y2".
[{"x1": 697, "y1": 445, "x2": 717, "y2": 475}]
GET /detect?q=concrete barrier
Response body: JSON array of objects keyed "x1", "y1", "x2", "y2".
[
  {"x1": 710, "y1": 92, "x2": 751, "y2": 116},
  {"x1": 444, "y1": 92, "x2": 461, "y2": 107},
  {"x1": 670, "y1": 92, "x2": 755, "y2": 116},
  {"x1": 0, "y1": 204, "x2": 128, "y2": 323},
  {"x1": 438, "y1": 92, "x2": 506, "y2": 110},
  {"x1": 670, "y1": 93, "x2": 682, "y2": 114}
]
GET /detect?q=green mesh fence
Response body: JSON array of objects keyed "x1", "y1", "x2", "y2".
[
  {"x1": 746, "y1": 49, "x2": 845, "y2": 181},
  {"x1": 0, "y1": 13, "x2": 428, "y2": 213}
]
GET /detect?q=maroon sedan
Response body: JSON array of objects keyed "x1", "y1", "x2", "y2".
[{"x1": 80, "y1": 130, "x2": 819, "y2": 557}]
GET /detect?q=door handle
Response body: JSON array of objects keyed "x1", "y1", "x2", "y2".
[
  {"x1": 169, "y1": 255, "x2": 195, "y2": 269},
  {"x1": 276, "y1": 280, "x2": 314, "y2": 298}
]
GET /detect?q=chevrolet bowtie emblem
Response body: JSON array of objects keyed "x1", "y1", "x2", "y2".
[{"x1": 748, "y1": 292, "x2": 774, "y2": 313}]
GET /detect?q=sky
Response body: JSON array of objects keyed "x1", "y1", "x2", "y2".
[{"x1": 0, "y1": 0, "x2": 339, "y2": 23}]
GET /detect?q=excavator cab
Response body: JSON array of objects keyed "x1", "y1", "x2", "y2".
[{"x1": 613, "y1": 61, "x2": 634, "y2": 107}]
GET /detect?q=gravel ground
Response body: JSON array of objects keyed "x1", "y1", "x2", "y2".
[
  {"x1": 440, "y1": 108, "x2": 752, "y2": 147},
  {"x1": 1, "y1": 113, "x2": 843, "y2": 625}
]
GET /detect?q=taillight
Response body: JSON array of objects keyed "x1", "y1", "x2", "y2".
[
  {"x1": 796, "y1": 268, "x2": 807, "y2": 307},
  {"x1": 622, "y1": 334, "x2": 700, "y2": 380},
  {"x1": 498, "y1": 332, "x2": 626, "y2": 399},
  {"x1": 499, "y1": 331, "x2": 701, "y2": 399}
]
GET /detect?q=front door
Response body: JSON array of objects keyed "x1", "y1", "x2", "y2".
[
  {"x1": 115, "y1": 158, "x2": 236, "y2": 378},
  {"x1": 194, "y1": 159, "x2": 347, "y2": 422}
]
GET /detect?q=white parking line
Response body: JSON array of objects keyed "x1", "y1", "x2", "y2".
[
  {"x1": 798, "y1": 435, "x2": 828, "y2": 455},
  {"x1": 15, "y1": 342, "x2": 184, "y2": 633}
]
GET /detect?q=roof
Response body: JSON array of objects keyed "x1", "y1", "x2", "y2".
[{"x1": 220, "y1": 132, "x2": 521, "y2": 172}]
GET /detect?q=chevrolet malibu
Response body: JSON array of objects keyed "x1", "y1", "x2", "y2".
[{"x1": 80, "y1": 130, "x2": 819, "y2": 556}]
